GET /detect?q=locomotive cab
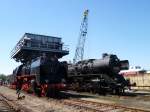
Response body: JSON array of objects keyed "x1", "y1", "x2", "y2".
[{"x1": 30, "y1": 56, "x2": 66, "y2": 85}]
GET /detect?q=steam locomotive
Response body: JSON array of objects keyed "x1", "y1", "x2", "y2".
[
  {"x1": 67, "y1": 53, "x2": 129, "y2": 94},
  {"x1": 11, "y1": 56, "x2": 67, "y2": 97},
  {"x1": 10, "y1": 52, "x2": 129, "y2": 96}
]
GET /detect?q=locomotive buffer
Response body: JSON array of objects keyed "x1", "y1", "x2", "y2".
[{"x1": 11, "y1": 33, "x2": 69, "y2": 63}]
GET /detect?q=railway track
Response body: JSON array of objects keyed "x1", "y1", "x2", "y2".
[
  {"x1": 1, "y1": 86, "x2": 150, "y2": 112},
  {"x1": 62, "y1": 98, "x2": 150, "y2": 112},
  {"x1": 0, "y1": 93, "x2": 30, "y2": 112},
  {"x1": 0, "y1": 93, "x2": 16, "y2": 112}
]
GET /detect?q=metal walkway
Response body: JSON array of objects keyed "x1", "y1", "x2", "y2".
[{"x1": 11, "y1": 33, "x2": 69, "y2": 63}]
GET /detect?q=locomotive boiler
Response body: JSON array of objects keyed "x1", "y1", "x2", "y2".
[{"x1": 67, "y1": 53, "x2": 129, "y2": 94}]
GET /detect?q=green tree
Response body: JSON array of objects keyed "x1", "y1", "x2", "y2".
[{"x1": 0, "y1": 74, "x2": 7, "y2": 82}]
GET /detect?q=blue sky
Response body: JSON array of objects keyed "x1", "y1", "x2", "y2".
[{"x1": 0, "y1": 0, "x2": 150, "y2": 74}]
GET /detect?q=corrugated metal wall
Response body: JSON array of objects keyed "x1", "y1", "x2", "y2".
[{"x1": 124, "y1": 73, "x2": 150, "y2": 90}]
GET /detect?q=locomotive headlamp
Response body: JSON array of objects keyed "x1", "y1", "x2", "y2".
[
  {"x1": 61, "y1": 79, "x2": 66, "y2": 83},
  {"x1": 45, "y1": 80, "x2": 49, "y2": 83}
]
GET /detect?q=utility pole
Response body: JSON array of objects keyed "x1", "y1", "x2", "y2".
[{"x1": 73, "y1": 10, "x2": 89, "y2": 64}]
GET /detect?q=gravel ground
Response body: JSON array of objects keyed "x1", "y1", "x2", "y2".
[
  {"x1": 1, "y1": 86, "x2": 150, "y2": 112},
  {"x1": 73, "y1": 91, "x2": 150, "y2": 111},
  {"x1": 0, "y1": 86, "x2": 86, "y2": 112}
]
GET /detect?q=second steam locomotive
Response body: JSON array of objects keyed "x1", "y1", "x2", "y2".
[{"x1": 67, "y1": 53, "x2": 129, "y2": 94}]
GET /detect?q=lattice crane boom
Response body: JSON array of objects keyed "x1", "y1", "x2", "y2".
[{"x1": 73, "y1": 10, "x2": 89, "y2": 64}]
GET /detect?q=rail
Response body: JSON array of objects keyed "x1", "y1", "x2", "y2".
[
  {"x1": 0, "y1": 93, "x2": 30, "y2": 112},
  {"x1": 62, "y1": 99, "x2": 149, "y2": 112}
]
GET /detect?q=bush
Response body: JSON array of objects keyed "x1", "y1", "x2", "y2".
[{"x1": 0, "y1": 74, "x2": 7, "y2": 82}]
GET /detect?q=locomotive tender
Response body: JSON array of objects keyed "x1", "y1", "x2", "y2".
[
  {"x1": 68, "y1": 53, "x2": 129, "y2": 94},
  {"x1": 12, "y1": 56, "x2": 67, "y2": 96}
]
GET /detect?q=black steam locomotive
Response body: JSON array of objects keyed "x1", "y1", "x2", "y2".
[
  {"x1": 12, "y1": 56, "x2": 67, "y2": 97},
  {"x1": 67, "y1": 53, "x2": 129, "y2": 94},
  {"x1": 10, "y1": 52, "x2": 129, "y2": 95}
]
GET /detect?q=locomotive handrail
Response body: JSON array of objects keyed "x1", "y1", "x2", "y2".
[{"x1": 10, "y1": 41, "x2": 69, "y2": 58}]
